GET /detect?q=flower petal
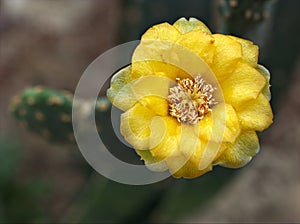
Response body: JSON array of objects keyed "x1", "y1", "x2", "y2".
[
  {"x1": 236, "y1": 93, "x2": 273, "y2": 131},
  {"x1": 141, "y1": 22, "x2": 181, "y2": 42},
  {"x1": 177, "y1": 124, "x2": 201, "y2": 160},
  {"x1": 149, "y1": 116, "x2": 179, "y2": 159},
  {"x1": 214, "y1": 131, "x2": 260, "y2": 168},
  {"x1": 229, "y1": 36, "x2": 259, "y2": 66},
  {"x1": 173, "y1": 17, "x2": 212, "y2": 34},
  {"x1": 211, "y1": 34, "x2": 242, "y2": 81},
  {"x1": 131, "y1": 75, "x2": 170, "y2": 98},
  {"x1": 198, "y1": 141, "x2": 227, "y2": 170},
  {"x1": 177, "y1": 29, "x2": 215, "y2": 64},
  {"x1": 221, "y1": 62, "x2": 266, "y2": 109},
  {"x1": 196, "y1": 103, "x2": 240, "y2": 143},
  {"x1": 107, "y1": 66, "x2": 137, "y2": 111},
  {"x1": 139, "y1": 96, "x2": 169, "y2": 116},
  {"x1": 172, "y1": 160, "x2": 212, "y2": 178},
  {"x1": 256, "y1": 64, "x2": 271, "y2": 101},
  {"x1": 131, "y1": 75, "x2": 171, "y2": 116},
  {"x1": 164, "y1": 124, "x2": 201, "y2": 177},
  {"x1": 195, "y1": 103, "x2": 240, "y2": 170},
  {"x1": 136, "y1": 149, "x2": 168, "y2": 172},
  {"x1": 165, "y1": 124, "x2": 218, "y2": 176},
  {"x1": 120, "y1": 102, "x2": 155, "y2": 150},
  {"x1": 131, "y1": 60, "x2": 190, "y2": 80},
  {"x1": 131, "y1": 39, "x2": 191, "y2": 80}
]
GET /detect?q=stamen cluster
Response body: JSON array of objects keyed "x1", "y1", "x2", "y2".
[{"x1": 168, "y1": 75, "x2": 216, "y2": 124}]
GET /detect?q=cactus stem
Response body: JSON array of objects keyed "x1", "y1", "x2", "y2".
[
  {"x1": 34, "y1": 85, "x2": 43, "y2": 93},
  {"x1": 19, "y1": 108, "x2": 26, "y2": 116},
  {"x1": 62, "y1": 91, "x2": 73, "y2": 99},
  {"x1": 47, "y1": 96, "x2": 63, "y2": 106},
  {"x1": 27, "y1": 97, "x2": 35, "y2": 105},
  {"x1": 253, "y1": 12, "x2": 261, "y2": 21},
  {"x1": 60, "y1": 113, "x2": 72, "y2": 123},
  {"x1": 245, "y1": 9, "x2": 252, "y2": 20},
  {"x1": 35, "y1": 111, "x2": 45, "y2": 121},
  {"x1": 229, "y1": 0, "x2": 238, "y2": 8}
]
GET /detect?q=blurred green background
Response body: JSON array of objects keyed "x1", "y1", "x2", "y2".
[{"x1": 0, "y1": 0, "x2": 299, "y2": 223}]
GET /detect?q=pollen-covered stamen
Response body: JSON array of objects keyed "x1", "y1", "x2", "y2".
[{"x1": 168, "y1": 75, "x2": 217, "y2": 125}]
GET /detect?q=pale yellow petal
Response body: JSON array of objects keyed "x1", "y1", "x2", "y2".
[
  {"x1": 131, "y1": 75, "x2": 170, "y2": 99},
  {"x1": 177, "y1": 124, "x2": 201, "y2": 161},
  {"x1": 173, "y1": 17, "x2": 212, "y2": 34},
  {"x1": 167, "y1": 154, "x2": 212, "y2": 178},
  {"x1": 107, "y1": 66, "x2": 137, "y2": 111},
  {"x1": 256, "y1": 64, "x2": 271, "y2": 101},
  {"x1": 237, "y1": 93, "x2": 273, "y2": 131},
  {"x1": 221, "y1": 62, "x2": 266, "y2": 109},
  {"x1": 198, "y1": 140, "x2": 228, "y2": 170},
  {"x1": 150, "y1": 116, "x2": 179, "y2": 159},
  {"x1": 163, "y1": 124, "x2": 198, "y2": 176},
  {"x1": 214, "y1": 131, "x2": 260, "y2": 168},
  {"x1": 211, "y1": 34, "x2": 242, "y2": 81},
  {"x1": 120, "y1": 102, "x2": 155, "y2": 150},
  {"x1": 149, "y1": 116, "x2": 167, "y2": 149},
  {"x1": 139, "y1": 96, "x2": 169, "y2": 116},
  {"x1": 177, "y1": 29, "x2": 215, "y2": 64},
  {"x1": 141, "y1": 22, "x2": 181, "y2": 42},
  {"x1": 131, "y1": 59, "x2": 190, "y2": 80},
  {"x1": 229, "y1": 36, "x2": 259, "y2": 66},
  {"x1": 196, "y1": 103, "x2": 240, "y2": 143},
  {"x1": 136, "y1": 149, "x2": 168, "y2": 172},
  {"x1": 131, "y1": 75, "x2": 171, "y2": 116}
]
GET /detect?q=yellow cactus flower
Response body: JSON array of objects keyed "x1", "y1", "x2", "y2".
[{"x1": 107, "y1": 17, "x2": 273, "y2": 178}]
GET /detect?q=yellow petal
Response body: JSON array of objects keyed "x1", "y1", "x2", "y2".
[
  {"x1": 221, "y1": 62, "x2": 266, "y2": 109},
  {"x1": 131, "y1": 75, "x2": 170, "y2": 99},
  {"x1": 141, "y1": 22, "x2": 181, "y2": 42},
  {"x1": 131, "y1": 75, "x2": 171, "y2": 116},
  {"x1": 168, "y1": 155, "x2": 212, "y2": 178},
  {"x1": 256, "y1": 64, "x2": 271, "y2": 101},
  {"x1": 136, "y1": 149, "x2": 168, "y2": 172},
  {"x1": 149, "y1": 116, "x2": 167, "y2": 149},
  {"x1": 107, "y1": 66, "x2": 137, "y2": 111},
  {"x1": 211, "y1": 34, "x2": 242, "y2": 81},
  {"x1": 120, "y1": 102, "x2": 155, "y2": 150},
  {"x1": 196, "y1": 103, "x2": 240, "y2": 143},
  {"x1": 214, "y1": 131, "x2": 260, "y2": 168},
  {"x1": 229, "y1": 36, "x2": 259, "y2": 66},
  {"x1": 177, "y1": 29, "x2": 215, "y2": 64},
  {"x1": 237, "y1": 93, "x2": 273, "y2": 131},
  {"x1": 177, "y1": 124, "x2": 201, "y2": 161},
  {"x1": 198, "y1": 140, "x2": 228, "y2": 170},
  {"x1": 131, "y1": 49, "x2": 191, "y2": 80},
  {"x1": 139, "y1": 96, "x2": 169, "y2": 116},
  {"x1": 173, "y1": 17, "x2": 212, "y2": 34},
  {"x1": 150, "y1": 116, "x2": 179, "y2": 159},
  {"x1": 163, "y1": 125, "x2": 199, "y2": 175},
  {"x1": 151, "y1": 136, "x2": 178, "y2": 160}
]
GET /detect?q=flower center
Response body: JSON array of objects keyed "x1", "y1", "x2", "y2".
[{"x1": 167, "y1": 75, "x2": 217, "y2": 125}]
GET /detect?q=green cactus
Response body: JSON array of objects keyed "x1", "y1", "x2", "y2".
[
  {"x1": 10, "y1": 86, "x2": 74, "y2": 143},
  {"x1": 10, "y1": 86, "x2": 112, "y2": 144},
  {"x1": 219, "y1": 0, "x2": 273, "y2": 35}
]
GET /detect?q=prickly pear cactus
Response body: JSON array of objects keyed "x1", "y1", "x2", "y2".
[
  {"x1": 10, "y1": 86, "x2": 74, "y2": 143},
  {"x1": 10, "y1": 86, "x2": 112, "y2": 144},
  {"x1": 219, "y1": 0, "x2": 272, "y2": 35}
]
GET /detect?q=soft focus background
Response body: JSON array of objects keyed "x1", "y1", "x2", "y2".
[{"x1": 0, "y1": 0, "x2": 299, "y2": 223}]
